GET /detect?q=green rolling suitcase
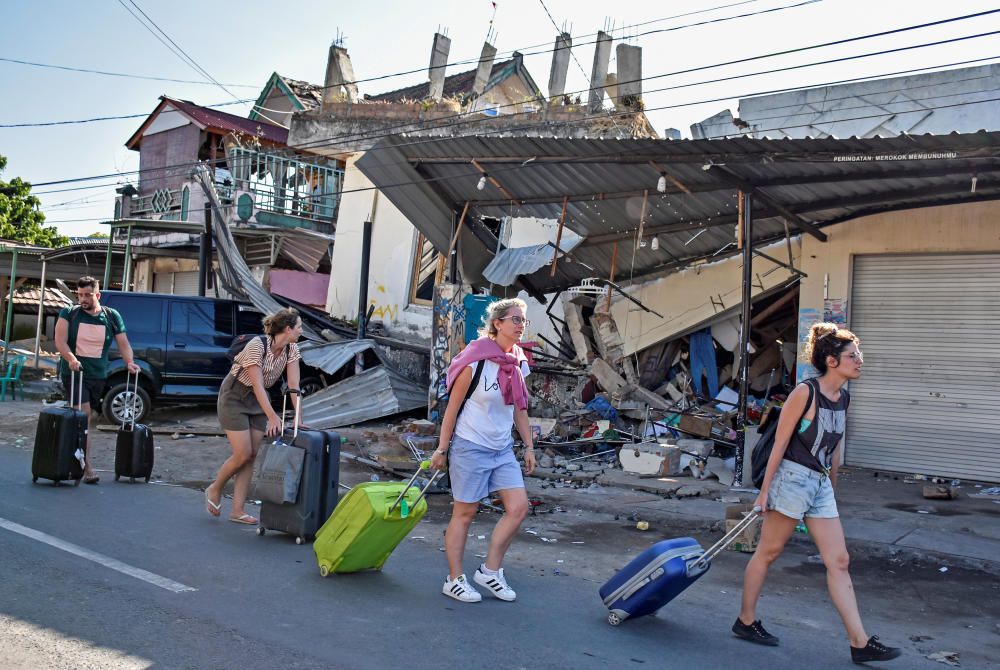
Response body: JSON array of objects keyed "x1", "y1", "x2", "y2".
[{"x1": 313, "y1": 462, "x2": 443, "y2": 576}]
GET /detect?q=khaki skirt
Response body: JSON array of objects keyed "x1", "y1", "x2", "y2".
[{"x1": 217, "y1": 375, "x2": 267, "y2": 432}]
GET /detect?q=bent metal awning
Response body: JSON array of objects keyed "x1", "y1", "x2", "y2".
[{"x1": 356, "y1": 131, "x2": 1000, "y2": 294}]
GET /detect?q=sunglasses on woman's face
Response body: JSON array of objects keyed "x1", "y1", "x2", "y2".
[{"x1": 499, "y1": 316, "x2": 530, "y2": 327}]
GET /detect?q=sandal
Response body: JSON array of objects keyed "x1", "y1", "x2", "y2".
[
  {"x1": 229, "y1": 513, "x2": 258, "y2": 525},
  {"x1": 83, "y1": 475, "x2": 100, "y2": 485},
  {"x1": 205, "y1": 492, "x2": 222, "y2": 517}
]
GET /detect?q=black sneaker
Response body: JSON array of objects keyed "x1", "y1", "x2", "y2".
[
  {"x1": 732, "y1": 618, "x2": 779, "y2": 646},
  {"x1": 851, "y1": 636, "x2": 901, "y2": 664}
]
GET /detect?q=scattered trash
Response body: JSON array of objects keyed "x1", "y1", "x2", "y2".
[
  {"x1": 923, "y1": 485, "x2": 958, "y2": 500},
  {"x1": 556, "y1": 559, "x2": 564, "y2": 563},
  {"x1": 636, "y1": 521, "x2": 649, "y2": 531},
  {"x1": 411, "y1": 536, "x2": 425, "y2": 540},
  {"x1": 938, "y1": 566, "x2": 949, "y2": 573},
  {"x1": 925, "y1": 651, "x2": 960, "y2": 666},
  {"x1": 540, "y1": 537, "x2": 558, "y2": 543},
  {"x1": 909, "y1": 635, "x2": 933, "y2": 642},
  {"x1": 477, "y1": 535, "x2": 486, "y2": 540},
  {"x1": 571, "y1": 541, "x2": 585, "y2": 545},
  {"x1": 525, "y1": 529, "x2": 539, "y2": 536}
]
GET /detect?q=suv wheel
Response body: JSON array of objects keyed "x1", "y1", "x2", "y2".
[
  {"x1": 102, "y1": 381, "x2": 152, "y2": 425},
  {"x1": 300, "y1": 377, "x2": 326, "y2": 398}
]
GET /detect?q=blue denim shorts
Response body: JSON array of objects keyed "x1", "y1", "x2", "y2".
[
  {"x1": 767, "y1": 459, "x2": 839, "y2": 520},
  {"x1": 448, "y1": 436, "x2": 525, "y2": 503}
]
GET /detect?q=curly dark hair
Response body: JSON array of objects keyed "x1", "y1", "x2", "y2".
[
  {"x1": 262, "y1": 308, "x2": 300, "y2": 336},
  {"x1": 803, "y1": 322, "x2": 859, "y2": 374}
]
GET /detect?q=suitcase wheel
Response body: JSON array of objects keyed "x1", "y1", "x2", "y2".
[
  {"x1": 53, "y1": 480, "x2": 60, "y2": 487},
  {"x1": 256, "y1": 527, "x2": 265, "y2": 537},
  {"x1": 32, "y1": 476, "x2": 37, "y2": 483},
  {"x1": 295, "y1": 536, "x2": 305, "y2": 545},
  {"x1": 73, "y1": 478, "x2": 81, "y2": 487},
  {"x1": 319, "y1": 565, "x2": 330, "y2": 578},
  {"x1": 115, "y1": 475, "x2": 120, "y2": 482},
  {"x1": 129, "y1": 477, "x2": 135, "y2": 484},
  {"x1": 607, "y1": 613, "x2": 623, "y2": 626},
  {"x1": 144, "y1": 476, "x2": 151, "y2": 483}
]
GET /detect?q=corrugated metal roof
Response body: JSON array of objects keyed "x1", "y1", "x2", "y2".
[
  {"x1": 299, "y1": 338, "x2": 377, "y2": 374},
  {"x1": 482, "y1": 230, "x2": 583, "y2": 286},
  {"x1": 300, "y1": 365, "x2": 426, "y2": 428},
  {"x1": 357, "y1": 131, "x2": 1000, "y2": 292}
]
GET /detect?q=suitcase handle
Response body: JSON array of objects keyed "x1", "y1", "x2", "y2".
[
  {"x1": 121, "y1": 370, "x2": 140, "y2": 430},
  {"x1": 280, "y1": 388, "x2": 302, "y2": 440},
  {"x1": 69, "y1": 369, "x2": 84, "y2": 411},
  {"x1": 386, "y1": 460, "x2": 444, "y2": 518},
  {"x1": 691, "y1": 506, "x2": 761, "y2": 572}
]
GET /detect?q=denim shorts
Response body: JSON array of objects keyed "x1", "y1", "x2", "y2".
[
  {"x1": 448, "y1": 435, "x2": 525, "y2": 503},
  {"x1": 767, "y1": 459, "x2": 839, "y2": 520}
]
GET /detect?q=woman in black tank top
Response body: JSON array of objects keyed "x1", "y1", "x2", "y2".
[{"x1": 732, "y1": 323, "x2": 901, "y2": 664}]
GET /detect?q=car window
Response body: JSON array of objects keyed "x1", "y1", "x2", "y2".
[
  {"x1": 236, "y1": 307, "x2": 265, "y2": 335},
  {"x1": 170, "y1": 301, "x2": 234, "y2": 337},
  {"x1": 103, "y1": 296, "x2": 162, "y2": 334}
]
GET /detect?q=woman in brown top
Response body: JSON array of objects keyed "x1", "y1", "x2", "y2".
[{"x1": 205, "y1": 308, "x2": 304, "y2": 525}]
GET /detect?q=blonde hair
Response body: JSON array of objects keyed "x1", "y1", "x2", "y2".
[
  {"x1": 477, "y1": 297, "x2": 528, "y2": 338},
  {"x1": 803, "y1": 322, "x2": 859, "y2": 374}
]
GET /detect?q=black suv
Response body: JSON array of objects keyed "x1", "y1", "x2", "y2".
[{"x1": 98, "y1": 292, "x2": 324, "y2": 423}]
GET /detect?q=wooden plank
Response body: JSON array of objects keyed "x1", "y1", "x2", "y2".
[{"x1": 549, "y1": 196, "x2": 569, "y2": 277}]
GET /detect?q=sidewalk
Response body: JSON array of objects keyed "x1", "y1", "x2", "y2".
[{"x1": 527, "y1": 462, "x2": 1000, "y2": 575}]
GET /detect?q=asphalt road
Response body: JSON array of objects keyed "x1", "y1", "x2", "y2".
[{"x1": 1, "y1": 446, "x2": 995, "y2": 670}]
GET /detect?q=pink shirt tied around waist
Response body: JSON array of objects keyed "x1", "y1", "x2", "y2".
[{"x1": 446, "y1": 336, "x2": 530, "y2": 411}]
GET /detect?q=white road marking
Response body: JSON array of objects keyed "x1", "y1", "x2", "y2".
[{"x1": 0, "y1": 516, "x2": 196, "y2": 593}]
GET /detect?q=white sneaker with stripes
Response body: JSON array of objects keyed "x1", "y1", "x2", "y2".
[
  {"x1": 473, "y1": 566, "x2": 516, "y2": 601},
  {"x1": 442, "y1": 574, "x2": 482, "y2": 603}
]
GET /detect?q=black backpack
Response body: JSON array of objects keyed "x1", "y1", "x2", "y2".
[
  {"x1": 227, "y1": 334, "x2": 268, "y2": 364},
  {"x1": 750, "y1": 380, "x2": 815, "y2": 489}
]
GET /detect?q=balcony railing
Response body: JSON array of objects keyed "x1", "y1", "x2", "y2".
[{"x1": 228, "y1": 148, "x2": 343, "y2": 224}]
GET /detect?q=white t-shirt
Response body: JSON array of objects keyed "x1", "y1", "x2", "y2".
[{"x1": 454, "y1": 359, "x2": 530, "y2": 450}]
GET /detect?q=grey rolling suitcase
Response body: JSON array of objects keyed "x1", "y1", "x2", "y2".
[{"x1": 257, "y1": 391, "x2": 342, "y2": 544}]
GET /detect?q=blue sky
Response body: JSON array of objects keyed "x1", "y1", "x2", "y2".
[{"x1": 3, "y1": 0, "x2": 1000, "y2": 237}]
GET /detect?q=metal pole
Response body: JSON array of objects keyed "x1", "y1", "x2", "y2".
[
  {"x1": 103, "y1": 231, "x2": 114, "y2": 290},
  {"x1": 198, "y1": 203, "x2": 211, "y2": 296},
  {"x1": 3, "y1": 250, "x2": 17, "y2": 368},
  {"x1": 357, "y1": 219, "x2": 373, "y2": 340},
  {"x1": 735, "y1": 192, "x2": 753, "y2": 487},
  {"x1": 34, "y1": 258, "x2": 47, "y2": 369},
  {"x1": 122, "y1": 224, "x2": 133, "y2": 291}
]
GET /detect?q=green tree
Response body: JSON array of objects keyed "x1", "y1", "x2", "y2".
[{"x1": 0, "y1": 154, "x2": 68, "y2": 248}]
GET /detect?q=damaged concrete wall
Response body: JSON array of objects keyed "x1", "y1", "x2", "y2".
[
  {"x1": 325, "y1": 155, "x2": 433, "y2": 344},
  {"x1": 609, "y1": 238, "x2": 802, "y2": 356}
]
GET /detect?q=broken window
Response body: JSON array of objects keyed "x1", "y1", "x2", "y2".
[{"x1": 409, "y1": 232, "x2": 443, "y2": 305}]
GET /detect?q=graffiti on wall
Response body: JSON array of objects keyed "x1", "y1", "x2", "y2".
[{"x1": 428, "y1": 284, "x2": 467, "y2": 423}]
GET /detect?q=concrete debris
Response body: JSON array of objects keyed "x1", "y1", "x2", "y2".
[
  {"x1": 923, "y1": 485, "x2": 959, "y2": 500},
  {"x1": 925, "y1": 651, "x2": 960, "y2": 666},
  {"x1": 676, "y1": 485, "x2": 708, "y2": 498}
]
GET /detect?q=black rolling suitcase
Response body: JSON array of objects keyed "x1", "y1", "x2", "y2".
[
  {"x1": 257, "y1": 391, "x2": 342, "y2": 544},
  {"x1": 114, "y1": 372, "x2": 155, "y2": 483},
  {"x1": 31, "y1": 371, "x2": 87, "y2": 487}
]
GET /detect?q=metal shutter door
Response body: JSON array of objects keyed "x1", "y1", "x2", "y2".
[
  {"x1": 848, "y1": 253, "x2": 1000, "y2": 482},
  {"x1": 152, "y1": 271, "x2": 200, "y2": 296}
]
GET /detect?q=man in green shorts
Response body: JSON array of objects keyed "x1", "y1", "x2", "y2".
[{"x1": 54, "y1": 276, "x2": 140, "y2": 484}]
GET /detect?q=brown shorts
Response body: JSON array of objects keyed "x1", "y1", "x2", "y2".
[{"x1": 217, "y1": 375, "x2": 267, "y2": 432}]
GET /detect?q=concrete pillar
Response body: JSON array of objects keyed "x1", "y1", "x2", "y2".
[
  {"x1": 471, "y1": 41, "x2": 497, "y2": 97},
  {"x1": 548, "y1": 32, "x2": 572, "y2": 101},
  {"x1": 605, "y1": 72, "x2": 620, "y2": 110},
  {"x1": 616, "y1": 44, "x2": 642, "y2": 108},
  {"x1": 322, "y1": 44, "x2": 358, "y2": 107},
  {"x1": 428, "y1": 32, "x2": 452, "y2": 101},
  {"x1": 588, "y1": 31, "x2": 613, "y2": 113}
]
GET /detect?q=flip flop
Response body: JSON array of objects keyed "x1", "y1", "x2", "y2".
[
  {"x1": 229, "y1": 513, "x2": 258, "y2": 525},
  {"x1": 83, "y1": 475, "x2": 100, "y2": 485},
  {"x1": 205, "y1": 492, "x2": 222, "y2": 517}
]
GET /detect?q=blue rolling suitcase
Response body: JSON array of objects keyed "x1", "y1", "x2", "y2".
[{"x1": 600, "y1": 508, "x2": 760, "y2": 626}]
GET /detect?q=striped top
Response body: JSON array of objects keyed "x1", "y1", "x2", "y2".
[{"x1": 229, "y1": 336, "x2": 301, "y2": 389}]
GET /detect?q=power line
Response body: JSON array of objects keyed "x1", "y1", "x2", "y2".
[
  {"x1": 26, "y1": 41, "x2": 1000, "y2": 195},
  {"x1": 21, "y1": 11, "x2": 1000, "y2": 190},
  {"x1": 0, "y1": 56, "x2": 259, "y2": 87}
]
